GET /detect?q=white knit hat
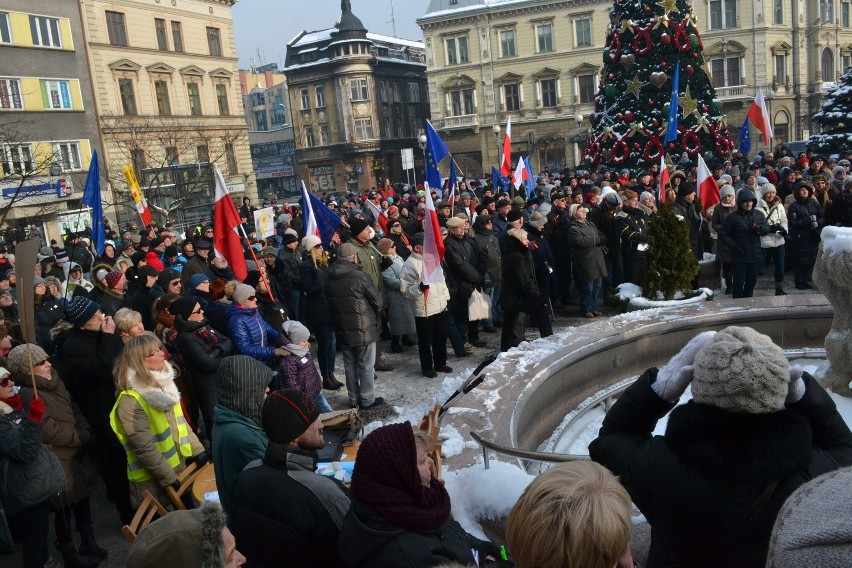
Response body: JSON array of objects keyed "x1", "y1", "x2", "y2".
[{"x1": 301, "y1": 235, "x2": 322, "y2": 251}]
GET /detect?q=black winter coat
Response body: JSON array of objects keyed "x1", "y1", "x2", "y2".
[
  {"x1": 443, "y1": 234, "x2": 484, "y2": 301},
  {"x1": 174, "y1": 318, "x2": 233, "y2": 389},
  {"x1": 501, "y1": 235, "x2": 541, "y2": 314},
  {"x1": 263, "y1": 257, "x2": 291, "y2": 302},
  {"x1": 787, "y1": 193, "x2": 824, "y2": 248},
  {"x1": 567, "y1": 219, "x2": 607, "y2": 282},
  {"x1": 325, "y1": 260, "x2": 382, "y2": 347},
  {"x1": 589, "y1": 370, "x2": 852, "y2": 568},
  {"x1": 718, "y1": 207, "x2": 770, "y2": 263},
  {"x1": 671, "y1": 198, "x2": 704, "y2": 258},
  {"x1": 614, "y1": 207, "x2": 650, "y2": 261},
  {"x1": 299, "y1": 258, "x2": 332, "y2": 328}
]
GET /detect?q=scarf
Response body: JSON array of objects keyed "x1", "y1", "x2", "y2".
[
  {"x1": 0, "y1": 394, "x2": 22, "y2": 412},
  {"x1": 194, "y1": 325, "x2": 220, "y2": 347},
  {"x1": 126, "y1": 363, "x2": 181, "y2": 411}
]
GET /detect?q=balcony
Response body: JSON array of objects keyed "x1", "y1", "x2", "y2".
[
  {"x1": 438, "y1": 114, "x2": 480, "y2": 131},
  {"x1": 714, "y1": 85, "x2": 749, "y2": 100}
]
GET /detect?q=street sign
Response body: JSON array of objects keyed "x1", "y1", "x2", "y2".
[{"x1": 401, "y1": 148, "x2": 414, "y2": 170}]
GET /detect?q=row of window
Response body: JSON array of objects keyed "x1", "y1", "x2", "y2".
[
  {"x1": 105, "y1": 11, "x2": 223, "y2": 57},
  {"x1": 446, "y1": 75, "x2": 596, "y2": 117},
  {"x1": 0, "y1": 12, "x2": 65, "y2": 48},
  {"x1": 130, "y1": 144, "x2": 239, "y2": 175},
  {"x1": 1, "y1": 141, "x2": 83, "y2": 176},
  {"x1": 710, "y1": 48, "x2": 850, "y2": 90},
  {"x1": 0, "y1": 78, "x2": 80, "y2": 111},
  {"x1": 297, "y1": 79, "x2": 422, "y2": 111},
  {"x1": 118, "y1": 78, "x2": 230, "y2": 117}
]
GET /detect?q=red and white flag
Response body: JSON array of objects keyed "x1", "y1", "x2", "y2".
[
  {"x1": 500, "y1": 117, "x2": 512, "y2": 177},
  {"x1": 747, "y1": 88, "x2": 772, "y2": 144},
  {"x1": 363, "y1": 198, "x2": 389, "y2": 234},
  {"x1": 696, "y1": 154, "x2": 719, "y2": 212},
  {"x1": 512, "y1": 156, "x2": 530, "y2": 190},
  {"x1": 658, "y1": 154, "x2": 670, "y2": 203},
  {"x1": 421, "y1": 182, "x2": 445, "y2": 286},
  {"x1": 213, "y1": 165, "x2": 248, "y2": 281}
]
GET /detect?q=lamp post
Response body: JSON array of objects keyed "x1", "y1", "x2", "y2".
[
  {"x1": 574, "y1": 113, "x2": 584, "y2": 167},
  {"x1": 492, "y1": 123, "x2": 501, "y2": 167},
  {"x1": 417, "y1": 129, "x2": 427, "y2": 188}
]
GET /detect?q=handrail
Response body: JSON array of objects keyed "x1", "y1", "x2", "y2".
[{"x1": 469, "y1": 431, "x2": 590, "y2": 469}]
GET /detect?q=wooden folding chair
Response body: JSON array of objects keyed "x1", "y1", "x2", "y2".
[
  {"x1": 418, "y1": 404, "x2": 444, "y2": 482},
  {"x1": 121, "y1": 490, "x2": 168, "y2": 543},
  {"x1": 164, "y1": 461, "x2": 202, "y2": 510}
]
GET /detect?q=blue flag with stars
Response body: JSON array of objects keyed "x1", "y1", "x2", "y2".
[
  {"x1": 524, "y1": 156, "x2": 534, "y2": 198},
  {"x1": 82, "y1": 150, "x2": 105, "y2": 255},
  {"x1": 664, "y1": 62, "x2": 681, "y2": 145},
  {"x1": 491, "y1": 166, "x2": 510, "y2": 193},
  {"x1": 739, "y1": 117, "x2": 752, "y2": 157},
  {"x1": 424, "y1": 121, "x2": 449, "y2": 191}
]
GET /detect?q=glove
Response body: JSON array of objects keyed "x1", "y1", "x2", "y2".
[
  {"x1": 380, "y1": 256, "x2": 393, "y2": 271},
  {"x1": 27, "y1": 397, "x2": 46, "y2": 424},
  {"x1": 777, "y1": 227, "x2": 788, "y2": 237},
  {"x1": 809, "y1": 214, "x2": 817, "y2": 223},
  {"x1": 419, "y1": 283, "x2": 430, "y2": 292},
  {"x1": 786, "y1": 366, "x2": 806, "y2": 405},
  {"x1": 187, "y1": 451, "x2": 209, "y2": 468},
  {"x1": 652, "y1": 331, "x2": 717, "y2": 403}
]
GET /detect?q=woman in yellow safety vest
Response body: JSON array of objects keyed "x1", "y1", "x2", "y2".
[{"x1": 110, "y1": 332, "x2": 206, "y2": 508}]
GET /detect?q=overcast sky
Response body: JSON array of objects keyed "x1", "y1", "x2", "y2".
[{"x1": 232, "y1": 0, "x2": 428, "y2": 70}]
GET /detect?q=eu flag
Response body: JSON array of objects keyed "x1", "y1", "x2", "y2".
[
  {"x1": 739, "y1": 117, "x2": 752, "y2": 157},
  {"x1": 663, "y1": 63, "x2": 681, "y2": 146},
  {"x1": 424, "y1": 120, "x2": 449, "y2": 191},
  {"x1": 81, "y1": 150, "x2": 105, "y2": 255},
  {"x1": 524, "y1": 156, "x2": 534, "y2": 198}
]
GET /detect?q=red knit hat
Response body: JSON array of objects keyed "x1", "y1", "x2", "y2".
[
  {"x1": 145, "y1": 251, "x2": 164, "y2": 271},
  {"x1": 105, "y1": 271, "x2": 123, "y2": 289}
]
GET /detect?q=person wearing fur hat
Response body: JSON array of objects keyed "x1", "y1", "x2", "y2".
[
  {"x1": 444, "y1": 216, "x2": 487, "y2": 350},
  {"x1": 718, "y1": 188, "x2": 772, "y2": 298},
  {"x1": 126, "y1": 500, "x2": 245, "y2": 568},
  {"x1": 278, "y1": 320, "x2": 332, "y2": 412},
  {"x1": 110, "y1": 332, "x2": 206, "y2": 508},
  {"x1": 590, "y1": 326, "x2": 852, "y2": 568},
  {"x1": 227, "y1": 283, "x2": 287, "y2": 367},
  {"x1": 567, "y1": 203, "x2": 607, "y2": 319},
  {"x1": 756, "y1": 184, "x2": 789, "y2": 295},
  {"x1": 787, "y1": 181, "x2": 825, "y2": 289},
  {"x1": 230, "y1": 389, "x2": 350, "y2": 567},
  {"x1": 337, "y1": 422, "x2": 510, "y2": 568},
  {"x1": 10, "y1": 345, "x2": 106, "y2": 567},
  {"x1": 169, "y1": 296, "x2": 233, "y2": 442}
]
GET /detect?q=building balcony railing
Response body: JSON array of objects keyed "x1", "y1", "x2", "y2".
[
  {"x1": 714, "y1": 85, "x2": 748, "y2": 99},
  {"x1": 438, "y1": 114, "x2": 480, "y2": 130}
]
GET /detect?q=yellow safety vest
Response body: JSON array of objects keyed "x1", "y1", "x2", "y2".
[{"x1": 109, "y1": 390, "x2": 193, "y2": 483}]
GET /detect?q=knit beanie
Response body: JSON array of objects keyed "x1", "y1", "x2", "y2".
[
  {"x1": 33, "y1": 277, "x2": 45, "y2": 287},
  {"x1": 145, "y1": 251, "x2": 164, "y2": 271},
  {"x1": 217, "y1": 355, "x2": 274, "y2": 426},
  {"x1": 7, "y1": 344, "x2": 49, "y2": 377},
  {"x1": 301, "y1": 235, "x2": 322, "y2": 251},
  {"x1": 640, "y1": 191, "x2": 654, "y2": 203},
  {"x1": 189, "y1": 273, "x2": 209, "y2": 289},
  {"x1": 376, "y1": 238, "x2": 394, "y2": 255},
  {"x1": 677, "y1": 184, "x2": 696, "y2": 198},
  {"x1": 692, "y1": 326, "x2": 790, "y2": 414},
  {"x1": 766, "y1": 466, "x2": 852, "y2": 568},
  {"x1": 720, "y1": 185, "x2": 736, "y2": 200},
  {"x1": 66, "y1": 296, "x2": 100, "y2": 328},
  {"x1": 126, "y1": 501, "x2": 226, "y2": 568},
  {"x1": 337, "y1": 243, "x2": 359, "y2": 260},
  {"x1": 95, "y1": 268, "x2": 109, "y2": 283},
  {"x1": 262, "y1": 389, "x2": 321, "y2": 444},
  {"x1": 282, "y1": 320, "x2": 310, "y2": 344},
  {"x1": 348, "y1": 216, "x2": 370, "y2": 237},
  {"x1": 167, "y1": 296, "x2": 197, "y2": 321},
  {"x1": 232, "y1": 283, "x2": 255, "y2": 306}
]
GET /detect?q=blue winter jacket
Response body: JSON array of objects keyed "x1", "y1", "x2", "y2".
[{"x1": 227, "y1": 304, "x2": 280, "y2": 365}]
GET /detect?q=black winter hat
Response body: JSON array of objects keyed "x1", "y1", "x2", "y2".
[
  {"x1": 348, "y1": 216, "x2": 370, "y2": 237},
  {"x1": 167, "y1": 296, "x2": 198, "y2": 320},
  {"x1": 262, "y1": 389, "x2": 321, "y2": 444}
]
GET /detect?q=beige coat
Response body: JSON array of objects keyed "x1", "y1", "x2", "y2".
[{"x1": 400, "y1": 252, "x2": 450, "y2": 318}]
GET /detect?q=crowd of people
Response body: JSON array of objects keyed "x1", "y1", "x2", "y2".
[{"x1": 0, "y1": 144, "x2": 850, "y2": 567}]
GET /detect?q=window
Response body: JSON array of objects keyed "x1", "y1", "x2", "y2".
[
  {"x1": 155, "y1": 19, "x2": 168, "y2": 50},
  {"x1": 320, "y1": 124, "x2": 331, "y2": 145},
  {"x1": 197, "y1": 145, "x2": 209, "y2": 163},
  {"x1": 575, "y1": 17, "x2": 592, "y2": 47},
  {"x1": 350, "y1": 78, "x2": 369, "y2": 101},
  {"x1": 842, "y1": 2, "x2": 850, "y2": 26},
  {"x1": 225, "y1": 143, "x2": 237, "y2": 173},
  {"x1": 53, "y1": 142, "x2": 81, "y2": 172},
  {"x1": 822, "y1": 48, "x2": 835, "y2": 81},
  {"x1": 0, "y1": 79, "x2": 23, "y2": 109},
  {"x1": 254, "y1": 111, "x2": 268, "y2": 131},
  {"x1": 392, "y1": 83, "x2": 401, "y2": 103},
  {"x1": 1, "y1": 144, "x2": 33, "y2": 175},
  {"x1": 187, "y1": 83, "x2": 202, "y2": 115},
  {"x1": 118, "y1": 78, "x2": 137, "y2": 115},
  {"x1": 304, "y1": 127, "x2": 315, "y2": 147},
  {"x1": 445, "y1": 35, "x2": 469, "y2": 65},
  {"x1": 536, "y1": 23, "x2": 554, "y2": 53},
  {"x1": 42, "y1": 80, "x2": 72, "y2": 110},
  {"x1": 171, "y1": 21, "x2": 183, "y2": 53},
  {"x1": 0, "y1": 12, "x2": 11, "y2": 44},
  {"x1": 709, "y1": 0, "x2": 737, "y2": 28},
  {"x1": 216, "y1": 84, "x2": 229, "y2": 115},
  {"x1": 207, "y1": 27, "x2": 222, "y2": 56},
  {"x1": 821, "y1": 0, "x2": 835, "y2": 23},
  {"x1": 408, "y1": 82, "x2": 421, "y2": 103},
  {"x1": 499, "y1": 29, "x2": 516, "y2": 57},
  {"x1": 774, "y1": 54, "x2": 787, "y2": 85},
  {"x1": 773, "y1": 0, "x2": 784, "y2": 23},
  {"x1": 354, "y1": 118, "x2": 374, "y2": 141},
  {"x1": 503, "y1": 83, "x2": 520, "y2": 111},
  {"x1": 105, "y1": 11, "x2": 127, "y2": 46},
  {"x1": 578, "y1": 74, "x2": 596, "y2": 103},
  {"x1": 154, "y1": 80, "x2": 171, "y2": 115},
  {"x1": 300, "y1": 88, "x2": 310, "y2": 110},
  {"x1": 710, "y1": 57, "x2": 741, "y2": 87},
  {"x1": 29, "y1": 15, "x2": 62, "y2": 48},
  {"x1": 315, "y1": 86, "x2": 326, "y2": 108},
  {"x1": 540, "y1": 78, "x2": 558, "y2": 107},
  {"x1": 448, "y1": 88, "x2": 475, "y2": 116},
  {"x1": 165, "y1": 147, "x2": 179, "y2": 165},
  {"x1": 844, "y1": 52, "x2": 852, "y2": 74}
]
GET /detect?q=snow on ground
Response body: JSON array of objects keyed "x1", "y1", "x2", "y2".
[{"x1": 617, "y1": 282, "x2": 714, "y2": 307}]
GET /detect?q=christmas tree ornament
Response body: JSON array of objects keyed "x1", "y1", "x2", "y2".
[
  {"x1": 660, "y1": 32, "x2": 671, "y2": 45},
  {"x1": 656, "y1": 0, "x2": 679, "y2": 13},
  {"x1": 620, "y1": 54, "x2": 636, "y2": 68},
  {"x1": 624, "y1": 76, "x2": 647, "y2": 99},
  {"x1": 650, "y1": 72, "x2": 668, "y2": 87},
  {"x1": 679, "y1": 86, "x2": 699, "y2": 116},
  {"x1": 653, "y1": 14, "x2": 670, "y2": 29},
  {"x1": 686, "y1": 65, "x2": 694, "y2": 75}
]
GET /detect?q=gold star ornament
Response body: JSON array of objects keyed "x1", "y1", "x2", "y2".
[
  {"x1": 679, "y1": 86, "x2": 698, "y2": 117},
  {"x1": 625, "y1": 76, "x2": 647, "y2": 99},
  {"x1": 656, "y1": 0, "x2": 679, "y2": 15}
]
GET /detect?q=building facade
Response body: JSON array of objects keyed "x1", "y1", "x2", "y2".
[
  {"x1": 418, "y1": 0, "x2": 852, "y2": 175},
  {"x1": 80, "y1": 0, "x2": 254, "y2": 232},
  {"x1": 285, "y1": 1, "x2": 429, "y2": 193},
  {"x1": 0, "y1": 1, "x2": 103, "y2": 243}
]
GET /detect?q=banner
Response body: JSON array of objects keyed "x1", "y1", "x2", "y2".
[{"x1": 253, "y1": 206, "x2": 275, "y2": 239}]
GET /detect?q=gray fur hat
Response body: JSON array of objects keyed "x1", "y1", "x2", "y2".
[{"x1": 692, "y1": 326, "x2": 790, "y2": 414}]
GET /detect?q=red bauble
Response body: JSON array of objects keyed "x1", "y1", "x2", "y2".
[
  {"x1": 661, "y1": 61, "x2": 667, "y2": 67},
  {"x1": 644, "y1": 5, "x2": 650, "y2": 11},
  {"x1": 668, "y1": 142, "x2": 676, "y2": 149},
  {"x1": 692, "y1": 52, "x2": 698, "y2": 57},
  {"x1": 648, "y1": 99, "x2": 654, "y2": 105},
  {"x1": 608, "y1": 73, "x2": 615, "y2": 80},
  {"x1": 624, "y1": 111, "x2": 634, "y2": 121},
  {"x1": 702, "y1": 105, "x2": 709, "y2": 112},
  {"x1": 617, "y1": 113, "x2": 624, "y2": 121},
  {"x1": 634, "y1": 142, "x2": 641, "y2": 149},
  {"x1": 660, "y1": 33, "x2": 671, "y2": 45},
  {"x1": 686, "y1": 65, "x2": 694, "y2": 75}
]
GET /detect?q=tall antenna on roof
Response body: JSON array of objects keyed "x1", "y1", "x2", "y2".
[{"x1": 388, "y1": 0, "x2": 397, "y2": 36}]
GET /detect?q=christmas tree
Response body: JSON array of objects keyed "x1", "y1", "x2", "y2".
[
  {"x1": 808, "y1": 68, "x2": 852, "y2": 156},
  {"x1": 584, "y1": 0, "x2": 733, "y2": 173},
  {"x1": 638, "y1": 204, "x2": 699, "y2": 300}
]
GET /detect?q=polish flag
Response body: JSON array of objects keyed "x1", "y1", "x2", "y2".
[
  {"x1": 212, "y1": 165, "x2": 248, "y2": 281},
  {"x1": 421, "y1": 182, "x2": 445, "y2": 286},
  {"x1": 658, "y1": 154, "x2": 670, "y2": 203},
  {"x1": 696, "y1": 154, "x2": 719, "y2": 212},
  {"x1": 500, "y1": 117, "x2": 512, "y2": 177},
  {"x1": 363, "y1": 198, "x2": 389, "y2": 234},
  {"x1": 747, "y1": 88, "x2": 772, "y2": 144},
  {"x1": 512, "y1": 156, "x2": 530, "y2": 190}
]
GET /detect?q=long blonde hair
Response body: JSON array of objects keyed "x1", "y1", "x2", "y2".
[{"x1": 113, "y1": 332, "x2": 167, "y2": 393}]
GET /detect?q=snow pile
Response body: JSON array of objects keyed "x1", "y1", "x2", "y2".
[
  {"x1": 820, "y1": 226, "x2": 852, "y2": 256},
  {"x1": 445, "y1": 460, "x2": 535, "y2": 540},
  {"x1": 617, "y1": 282, "x2": 713, "y2": 307}
]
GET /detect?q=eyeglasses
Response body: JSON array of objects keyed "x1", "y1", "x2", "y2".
[
  {"x1": 246, "y1": 296, "x2": 257, "y2": 301},
  {"x1": 34, "y1": 360, "x2": 49, "y2": 367},
  {"x1": 191, "y1": 307, "x2": 204, "y2": 315},
  {"x1": 0, "y1": 377, "x2": 12, "y2": 387}
]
